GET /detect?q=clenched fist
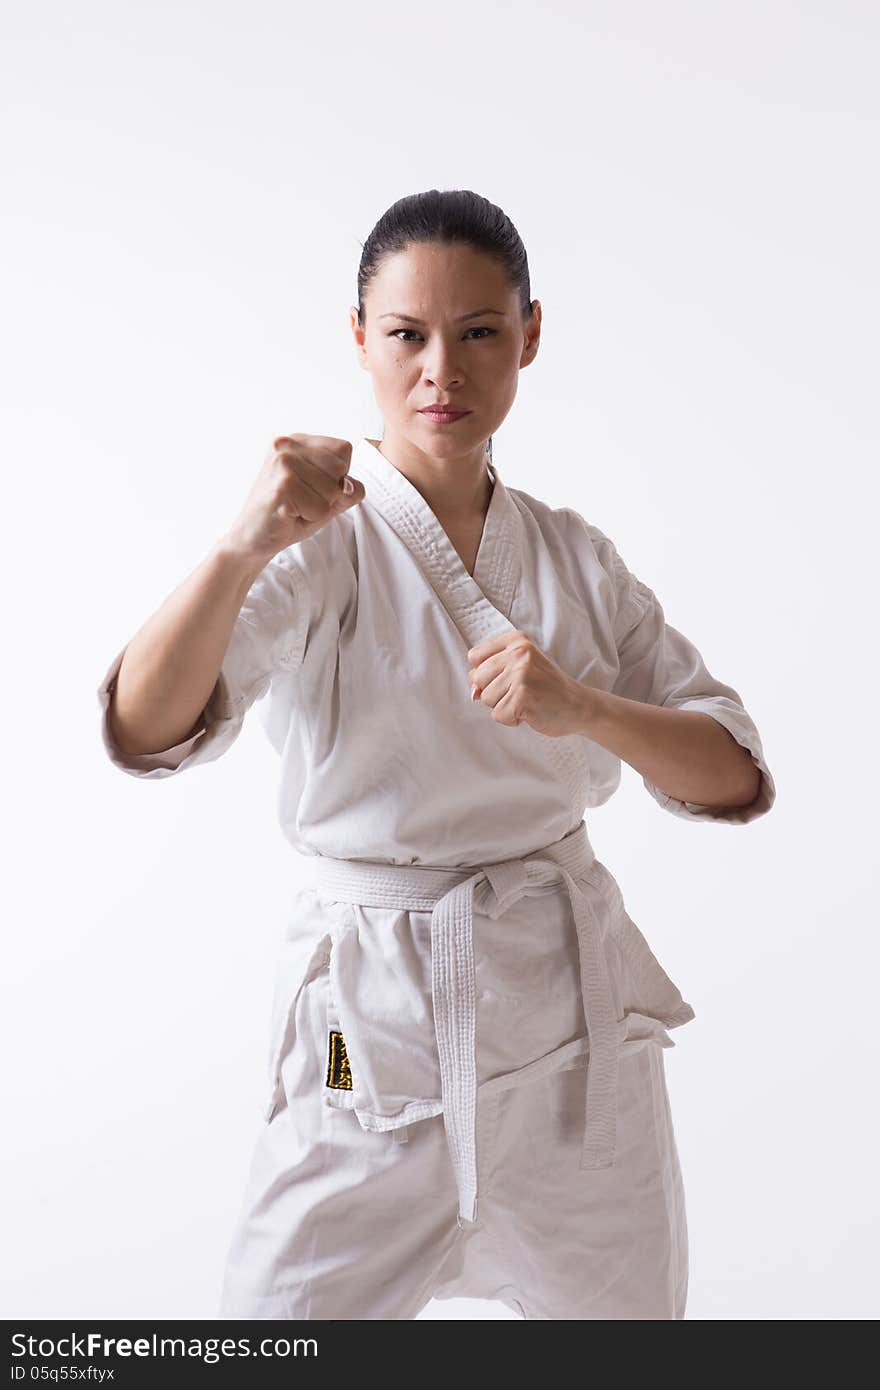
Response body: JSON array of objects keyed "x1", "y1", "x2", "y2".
[
  {"x1": 225, "y1": 434, "x2": 366, "y2": 564},
  {"x1": 466, "y1": 630, "x2": 591, "y2": 736}
]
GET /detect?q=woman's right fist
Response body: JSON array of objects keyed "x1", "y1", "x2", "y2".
[{"x1": 225, "y1": 434, "x2": 366, "y2": 562}]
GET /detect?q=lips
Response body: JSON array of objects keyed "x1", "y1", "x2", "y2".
[{"x1": 419, "y1": 407, "x2": 471, "y2": 420}]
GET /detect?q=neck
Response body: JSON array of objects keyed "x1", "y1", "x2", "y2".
[{"x1": 368, "y1": 434, "x2": 494, "y2": 523}]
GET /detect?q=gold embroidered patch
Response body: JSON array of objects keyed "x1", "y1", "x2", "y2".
[{"x1": 326, "y1": 1029, "x2": 353, "y2": 1090}]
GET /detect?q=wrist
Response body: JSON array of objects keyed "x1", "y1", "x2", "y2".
[
  {"x1": 570, "y1": 681, "x2": 611, "y2": 738},
  {"x1": 211, "y1": 532, "x2": 277, "y2": 584}
]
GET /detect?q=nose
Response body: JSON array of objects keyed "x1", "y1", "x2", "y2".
[
  {"x1": 426, "y1": 376, "x2": 463, "y2": 391},
  {"x1": 423, "y1": 343, "x2": 465, "y2": 389}
]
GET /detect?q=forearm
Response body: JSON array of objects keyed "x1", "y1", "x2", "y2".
[
  {"x1": 108, "y1": 534, "x2": 275, "y2": 757},
  {"x1": 575, "y1": 686, "x2": 761, "y2": 810}
]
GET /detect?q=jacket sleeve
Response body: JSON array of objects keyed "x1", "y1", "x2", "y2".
[
  {"x1": 97, "y1": 550, "x2": 313, "y2": 779},
  {"x1": 604, "y1": 535, "x2": 776, "y2": 825}
]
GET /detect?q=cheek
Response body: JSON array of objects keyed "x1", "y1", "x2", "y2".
[
  {"x1": 480, "y1": 346, "x2": 519, "y2": 392},
  {"x1": 378, "y1": 353, "x2": 416, "y2": 386},
  {"x1": 369, "y1": 364, "x2": 405, "y2": 407},
  {"x1": 490, "y1": 373, "x2": 519, "y2": 414}
]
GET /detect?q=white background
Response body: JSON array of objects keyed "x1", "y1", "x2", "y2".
[{"x1": 2, "y1": 0, "x2": 877, "y2": 1321}]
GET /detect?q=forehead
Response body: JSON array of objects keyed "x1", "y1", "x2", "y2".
[{"x1": 369, "y1": 241, "x2": 513, "y2": 308}]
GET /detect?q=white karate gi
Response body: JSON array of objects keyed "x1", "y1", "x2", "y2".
[{"x1": 97, "y1": 436, "x2": 775, "y2": 1320}]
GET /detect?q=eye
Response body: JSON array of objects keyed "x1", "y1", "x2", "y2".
[{"x1": 388, "y1": 327, "x2": 498, "y2": 342}]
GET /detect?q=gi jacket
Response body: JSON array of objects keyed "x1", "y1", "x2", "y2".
[{"x1": 97, "y1": 436, "x2": 776, "y2": 1194}]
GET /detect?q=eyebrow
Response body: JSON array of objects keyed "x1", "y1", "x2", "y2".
[{"x1": 377, "y1": 308, "x2": 508, "y2": 323}]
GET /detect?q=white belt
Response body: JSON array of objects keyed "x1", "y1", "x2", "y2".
[{"x1": 311, "y1": 820, "x2": 620, "y2": 1226}]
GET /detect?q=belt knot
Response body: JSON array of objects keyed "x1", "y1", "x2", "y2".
[{"x1": 481, "y1": 859, "x2": 529, "y2": 918}]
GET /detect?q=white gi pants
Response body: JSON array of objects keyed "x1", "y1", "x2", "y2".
[{"x1": 218, "y1": 824, "x2": 690, "y2": 1320}]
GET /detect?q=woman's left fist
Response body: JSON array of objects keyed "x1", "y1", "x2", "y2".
[{"x1": 466, "y1": 630, "x2": 588, "y2": 737}]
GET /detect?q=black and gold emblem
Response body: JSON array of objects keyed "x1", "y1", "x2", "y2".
[{"x1": 326, "y1": 1029, "x2": 353, "y2": 1090}]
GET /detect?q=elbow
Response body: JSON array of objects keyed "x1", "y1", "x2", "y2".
[
  {"x1": 722, "y1": 759, "x2": 763, "y2": 810},
  {"x1": 711, "y1": 723, "x2": 763, "y2": 809}
]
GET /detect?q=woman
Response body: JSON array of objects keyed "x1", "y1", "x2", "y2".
[{"x1": 97, "y1": 189, "x2": 776, "y2": 1320}]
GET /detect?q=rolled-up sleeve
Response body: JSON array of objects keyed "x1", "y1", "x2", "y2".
[
  {"x1": 609, "y1": 554, "x2": 776, "y2": 826},
  {"x1": 97, "y1": 551, "x2": 313, "y2": 779}
]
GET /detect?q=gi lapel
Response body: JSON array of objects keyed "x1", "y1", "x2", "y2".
[
  {"x1": 352, "y1": 437, "x2": 588, "y2": 808},
  {"x1": 352, "y1": 435, "x2": 522, "y2": 647}
]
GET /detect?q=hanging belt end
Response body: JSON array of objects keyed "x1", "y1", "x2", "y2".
[
  {"x1": 579, "y1": 1116, "x2": 617, "y2": 1171},
  {"x1": 457, "y1": 1195, "x2": 479, "y2": 1228},
  {"x1": 579, "y1": 1149, "x2": 616, "y2": 1172}
]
